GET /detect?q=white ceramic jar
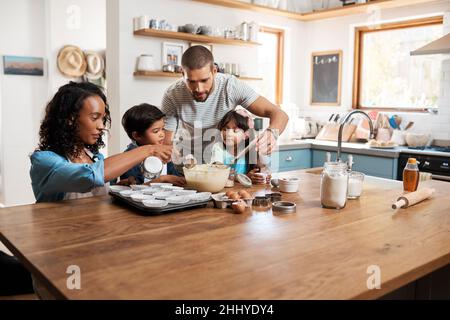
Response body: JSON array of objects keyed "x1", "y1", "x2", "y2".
[
  {"x1": 137, "y1": 54, "x2": 156, "y2": 71},
  {"x1": 279, "y1": 177, "x2": 300, "y2": 193}
]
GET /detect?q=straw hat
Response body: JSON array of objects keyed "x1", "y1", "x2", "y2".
[
  {"x1": 57, "y1": 45, "x2": 86, "y2": 77},
  {"x1": 84, "y1": 51, "x2": 105, "y2": 80}
]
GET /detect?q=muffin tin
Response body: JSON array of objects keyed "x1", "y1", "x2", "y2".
[{"x1": 109, "y1": 185, "x2": 211, "y2": 215}]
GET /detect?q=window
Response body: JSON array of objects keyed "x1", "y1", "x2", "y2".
[
  {"x1": 257, "y1": 27, "x2": 284, "y2": 105},
  {"x1": 353, "y1": 16, "x2": 443, "y2": 111}
]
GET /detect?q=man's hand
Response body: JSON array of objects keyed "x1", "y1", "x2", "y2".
[{"x1": 256, "y1": 129, "x2": 278, "y2": 155}]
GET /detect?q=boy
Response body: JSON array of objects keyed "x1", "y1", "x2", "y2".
[{"x1": 119, "y1": 103, "x2": 185, "y2": 186}]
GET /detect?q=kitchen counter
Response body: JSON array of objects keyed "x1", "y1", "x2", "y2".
[
  {"x1": 1, "y1": 171, "x2": 449, "y2": 299},
  {"x1": 278, "y1": 139, "x2": 450, "y2": 158}
]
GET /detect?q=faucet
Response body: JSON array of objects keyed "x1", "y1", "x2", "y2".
[{"x1": 337, "y1": 110, "x2": 374, "y2": 162}]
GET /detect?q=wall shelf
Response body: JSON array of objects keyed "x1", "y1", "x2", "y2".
[
  {"x1": 133, "y1": 71, "x2": 263, "y2": 81},
  {"x1": 192, "y1": 0, "x2": 436, "y2": 21},
  {"x1": 133, "y1": 28, "x2": 261, "y2": 46}
]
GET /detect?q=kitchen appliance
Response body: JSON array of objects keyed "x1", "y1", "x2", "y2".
[
  {"x1": 297, "y1": 117, "x2": 320, "y2": 139},
  {"x1": 397, "y1": 147, "x2": 450, "y2": 182}
]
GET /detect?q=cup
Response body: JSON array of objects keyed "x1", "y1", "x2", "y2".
[
  {"x1": 279, "y1": 177, "x2": 300, "y2": 193},
  {"x1": 143, "y1": 156, "x2": 163, "y2": 179},
  {"x1": 150, "y1": 19, "x2": 160, "y2": 29},
  {"x1": 138, "y1": 15, "x2": 150, "y2": 30},
  {"x1": 347, "y1": 171, "x2": 364, "y2": 199}
]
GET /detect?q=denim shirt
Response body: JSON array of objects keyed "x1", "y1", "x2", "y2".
[{"x1": 30, "y1": 150, "x2": 105, "y2": 202}]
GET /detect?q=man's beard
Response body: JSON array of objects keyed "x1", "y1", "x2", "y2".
[{"x1": 192, "y1": 79, "x2": 214, "y2": 102}]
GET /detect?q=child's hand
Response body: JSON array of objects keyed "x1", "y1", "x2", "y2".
[
  {"x1": 116, "y1": 176, "x2": 136, "y2": 186},
  {"x1": 247, "y1": 168, "x2": 268, "y2": 185},
  {"x1": 155, "y1": 175, "x2": 186, "y2": 187}
]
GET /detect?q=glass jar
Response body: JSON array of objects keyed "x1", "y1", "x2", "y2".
[
  {"x1": 347, "y1": 171, "x2": 365, "y2": 199},
  {"x1": 320, "y1": 162, "x2": 348, "y2": 209}
]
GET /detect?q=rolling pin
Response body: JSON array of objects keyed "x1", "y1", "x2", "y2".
[{"x1": 392, "y1": 188, "x2": 435, "y2": 209}]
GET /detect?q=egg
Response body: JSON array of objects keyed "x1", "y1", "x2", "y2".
[
  {"x1": 225, "y1": 191, "x2": 235, "y2": 198},
  {"x1": 229, "y1": 192, "x2": 241, "y2": 200},
  {"x1": 238, "y1": 190, "x2": 251, "y2": 199},
  {"x1": 232, "y1": 201, "x2": 246, "y2": 214}
]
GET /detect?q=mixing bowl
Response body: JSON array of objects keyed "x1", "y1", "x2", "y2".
[{"x1": 183, "y1": 164, "x2": 230, "y2": 193}]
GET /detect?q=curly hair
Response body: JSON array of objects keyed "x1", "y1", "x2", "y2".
[{"x1": 37, "y1": 81, "x2": 111, "y2": 158}]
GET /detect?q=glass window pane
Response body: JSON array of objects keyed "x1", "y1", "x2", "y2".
[
  {"x1": 360, "y1": 23, "x2": 443, "y2": 109},
  {"x1": 257, "y1": 31, "x2": 278, "y2": 104}
]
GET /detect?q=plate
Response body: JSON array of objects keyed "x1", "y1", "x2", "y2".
[{"x1": 109, "y1": 185, "x2": 130, "y2": 193}]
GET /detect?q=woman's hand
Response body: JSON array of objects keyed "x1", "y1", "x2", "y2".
[
  {"x1": 147, "y1": 145, "x2": 173, "y2": 163},
  {"x1": 153, "y1": 175, "x2": 186, "y2": 187}
]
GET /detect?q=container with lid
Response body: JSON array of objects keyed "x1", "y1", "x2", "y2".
[
  {"x1": 320, "y1": 162, "x2": 348, "y2": 209},
  {"x1": 403, "y1": 157, "x2": 419, "y2": 192},
  {"x1": 142, "y1": 156, "x2": 163, "y2": 180}
]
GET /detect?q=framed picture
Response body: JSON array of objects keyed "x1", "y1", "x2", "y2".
[
  {"x1": 3, "y1": 55, "x2": 44, "y2": 76},
  {"x1": 310, "y1": 50, "x2": 342, "y2": 106},
  {"x1": 189, "y1": 42, "x2": 213, "y2": 53},
  {"x1": 162, "y1": 42, "x2": 185, "y2": 66}
]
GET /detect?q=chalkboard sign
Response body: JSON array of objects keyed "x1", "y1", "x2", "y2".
[{"x1": 311, "y1": 51, "x2": 342, "y2": 105}]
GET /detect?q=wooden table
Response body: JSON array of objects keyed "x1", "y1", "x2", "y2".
[{"x1": 0, "y1": 170, "x2": 449, "y2": 299}]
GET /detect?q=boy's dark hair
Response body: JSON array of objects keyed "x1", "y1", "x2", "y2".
[
  {"x1": 181, "y1": 45, "x2": 214, "y2": 71},
  {"x1": 122, "y1": 103, "x2": 165, "y2": 141},
  {"x1": 38, "y1": 81, "x2": 110, "y2": 158}
]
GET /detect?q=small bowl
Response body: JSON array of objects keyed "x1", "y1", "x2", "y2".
[
  {"x1": 130, "y1": 184, "x2": 149, "y2": 191},
  {"x1": 119, "y1": 190, "x2": 138, "y2": 198},
  {"x1": 153, "y1": 191, "x2": 175, "y2": 200},
  {"x1": 279, "y1": 178, "x2": 300, "y2": 193},
  {"x1": 142, "y1": 199, "x2": 168, "y2": 208},
  {"x1": 173, "y1": 190, "x2": 197, "y2": 196},
  {"x1": 166, "y1": 196, "x2": 190, "y2": 204},
  {"x1": 109, "y1": 185, "x2": 130, "y2": 193},
  {"x1": 130, "y1": 194, "x2": 155, "y2": 202}
]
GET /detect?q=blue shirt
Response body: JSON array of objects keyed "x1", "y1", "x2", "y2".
[
  {"x1": 120, "y1": 142, "x2": 181, "y2": 184},
  {"x1": 30, "y1": 150, "x2": 105, "y2": 202}
]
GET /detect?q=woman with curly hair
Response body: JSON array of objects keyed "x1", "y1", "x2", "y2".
[{"x1": 30, "y1": 81, "x2": 172, "y2": 202}]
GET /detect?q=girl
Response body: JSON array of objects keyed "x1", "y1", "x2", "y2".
[
  {"x1": 30, "y1": 82, "x2": 173, "y2": 202},
  {"x1": 119, "y1": 103, "x2": 185, "y2": 186},
  {"x1": 211, "y1": 109, "x2": 271, "y2": 184}
]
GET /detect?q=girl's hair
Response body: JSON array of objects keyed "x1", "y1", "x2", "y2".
[
  {"x1": 37, "y1": 81, "x2": 111, "y2": 158},
  {"x1": 217, "y1": 110, "x2": 250, "y2": 133},
  {"x1": 122, "y1": 103, "x2": 165, "y2": 141}
]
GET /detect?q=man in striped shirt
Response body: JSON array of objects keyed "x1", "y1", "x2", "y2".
[{"x1": 161, "y1": 45, "x2": 288, "y2": 170}]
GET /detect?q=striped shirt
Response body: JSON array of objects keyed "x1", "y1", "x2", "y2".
[{"x1": 161, "y1": 73, "x2": 259, "y2": 164}]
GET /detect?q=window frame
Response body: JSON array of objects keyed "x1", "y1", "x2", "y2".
[
  {"x1": 352, "y1": 16, "x2": 444, "y2": 112},
  {"x1": 259, "y1": 26, "x2": 285, "y2": 106}
]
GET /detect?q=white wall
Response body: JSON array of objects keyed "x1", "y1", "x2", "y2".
[
  {"x1": 0, "y1": 0, "x2": 48, "y2": 206},
  {"x1": 106, "y1": 0, "x2": 306, "y2": 154},
  {"x1": 0, "y1": 0, "x2": 105, "y2": 207},
  {"x1": 298, "y1": 0, "x2": 450, "y2": 140}
]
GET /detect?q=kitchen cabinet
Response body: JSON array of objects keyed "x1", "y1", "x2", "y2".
[
  {"x1": 271, "y1": 149, "x2": 311, "y2": 172},
  {"x1": 312, "y1": 149, "x2": 398, "y2": 179}
]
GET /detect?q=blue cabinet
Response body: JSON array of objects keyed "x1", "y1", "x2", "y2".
[
  {"x1": 271, "y1": 149, "x2": 312, "y2": 172},
  {"x1": 311, "y1": 149, "x2": 398, "y2": 179}
]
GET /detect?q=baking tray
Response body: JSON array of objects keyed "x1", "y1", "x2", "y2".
[{"x1": 109, "y1": 191, "x2": 210, "y2": 215}]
